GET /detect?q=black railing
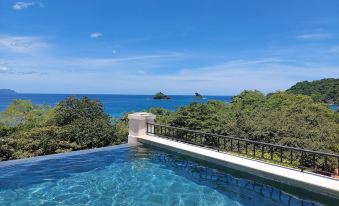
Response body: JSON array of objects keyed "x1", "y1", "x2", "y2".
[{"x1": 146, "y1": 123, "x2": 339, "y2": 176}]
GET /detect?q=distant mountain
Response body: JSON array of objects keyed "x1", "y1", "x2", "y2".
[
  {"x1": 0, "y1": 89, "x2": 17, "y2": 94},
  {"x1": 286, "y1": 78, "x2": 339, "y2": 104}
]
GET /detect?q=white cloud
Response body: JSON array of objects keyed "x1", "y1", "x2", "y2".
[
  {"x1": 13, "y1": 2, "x2": 36, "y2": 10},
  {"x1": 4, "y1": 52, "x2": 338, "y2": 94},
  {"x1": 0, "y1": 63, "x2": 8, "y2": 71},
  {"x1": 0, "y1": 62, "x2": 44, "y2": 75},
  {"x1": 1, "y1": 35, "x2": 338, "y2": 94},
  {"x1": 327, "y1": 45, "x2": 339, "y2": 54},
  {"x1": 73, "y1": 53, "x2": 182, "y2": 66},
  {"x1": 0, "y1": 35, "x2": 48, "y2": 53},
  {"x1": 295, "y1": 33, "x2": 332, "y2": 40},
  {"x1": 90, "y1": 32, "x2": 103, "y2": 38}
]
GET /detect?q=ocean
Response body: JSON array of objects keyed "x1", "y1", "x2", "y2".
[
  {"x1": 0, "y1": 94, "x2": 232, "y2": 117},
  {"x1": 0, "y1": 94, "x2": 337, "y2": 117}
]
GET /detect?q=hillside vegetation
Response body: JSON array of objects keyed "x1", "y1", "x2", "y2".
[
  {"x1": 1, "y1": 91, "x2": 338, "y2": 163},
  {"x1": 151, "y1": 91, "x2": 339, "y2": 155},
  {"x1": 0, "y1": 97, "x2": 127, "y2": 160},
  {"x1": 286, "y1": 78, "x2": 339, "y2": 104}
]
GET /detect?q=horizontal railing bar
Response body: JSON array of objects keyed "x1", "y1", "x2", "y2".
[{"x1": 148, "y1": 123, "x2": 339, "y2": 158}]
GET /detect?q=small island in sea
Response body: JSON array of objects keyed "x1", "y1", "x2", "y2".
[
  {"x1": 153, "y1": 92, "x2": 170, "y2": 100},
  {"x1": 194, "y1": 92, "x2": 203, "y2": 99},
  {"x1": 0, "y1": 89, "x2": 17, "y2": 94}
]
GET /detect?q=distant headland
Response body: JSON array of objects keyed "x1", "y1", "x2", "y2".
[
  {"x1": 0, "y1": 89, "x2": 17, "y2": 94},
  {"x1": 286, "y1": 78, "x2": 339, "y2": 104}
]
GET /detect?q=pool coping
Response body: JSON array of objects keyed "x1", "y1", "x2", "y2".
[
  {"x1": 135, "y1": 134, "x2": 339, "y2": 199},
  {"x1": 0, "y1": 143, "x2": 134, "y2": 167}
]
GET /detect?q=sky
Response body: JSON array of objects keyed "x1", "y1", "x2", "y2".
[{"x1": 0, "y1": 0, "x2": 338, "y2": 95}]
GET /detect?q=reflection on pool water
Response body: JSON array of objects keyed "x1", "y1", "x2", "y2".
[{"x1": 0, "y1": 144, "x2": 336, "y2": 206}]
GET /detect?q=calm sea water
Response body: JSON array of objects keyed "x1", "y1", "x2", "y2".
[
  {"x1": 0, "y1": 144, "x2": 333, "y2": 206},
  {"x1": 0, "y1": 94, "x2": 337, "y2": 117},
  {"x1": 0, "y1": 94, "x2": 232, "y2": 117}
]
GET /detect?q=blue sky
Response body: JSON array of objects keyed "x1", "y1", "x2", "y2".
[{"x1": 0, "y1": 0, "x2": 338, "y2": 95}]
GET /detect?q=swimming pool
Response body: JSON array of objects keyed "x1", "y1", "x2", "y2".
[{"x1": 0, "y1": 144, "x2": 336, "y2": 206}]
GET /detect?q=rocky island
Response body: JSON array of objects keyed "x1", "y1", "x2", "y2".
[
  {"x1": 194, "y1": 92, "x2": 203, "y2": 99},
  {"x1": 153, "y1": 92, "x2": 170, "y2": 100}
]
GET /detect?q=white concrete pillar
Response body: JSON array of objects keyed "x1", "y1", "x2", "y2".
[{"x1": 128, "y1": 112, "x2": 156, "y2": 144}]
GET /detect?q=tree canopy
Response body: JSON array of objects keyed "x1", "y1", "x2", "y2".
[
  {"x1": 153, "y1": 91, "x2": 339, "y2": 154},
  {"x1": 1, "y1": 92, "x2": 338, "y2": 164},
  {"x1": 0, "y1": 97, "x2": 127, "y2": 161}
]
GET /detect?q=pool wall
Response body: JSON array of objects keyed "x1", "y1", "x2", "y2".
[{"x1": 128, "y1": 112, "x2": 339, "y2": 200}]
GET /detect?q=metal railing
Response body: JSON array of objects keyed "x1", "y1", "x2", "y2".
[{"x1": 146, "y1": 123, "x2": 339, "y2": 176}]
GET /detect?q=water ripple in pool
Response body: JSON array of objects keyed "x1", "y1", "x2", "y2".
[{"x1": 0, "y1": 145, "x2": 331, "y2": 206}]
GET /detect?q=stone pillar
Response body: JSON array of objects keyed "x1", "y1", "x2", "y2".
[{"x1": 128, "y1": 112, "x2": 156, "y2": 144}]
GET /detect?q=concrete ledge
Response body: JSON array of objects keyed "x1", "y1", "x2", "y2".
[
  {"x1": 0, "y1": 143, "x2": 133, "y2": 167},
  {"x1": 137, "y1": 135, "x2": 339, "y2": 199}
]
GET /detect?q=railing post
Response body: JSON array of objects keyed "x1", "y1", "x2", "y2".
[
  {"x1": 128, "y1": 112, "x2": 156, "y2": 144},
  {"x1": 300, "y1": 151, "x2": 305, "y2": 172}
]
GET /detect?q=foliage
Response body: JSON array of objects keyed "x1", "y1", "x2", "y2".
[
  {"x1": 231, "y1": 91, "x2": 339, "y2": 153},
  {"x1": 6, "y1": 126, "x2": 76, "y2": 159},
  {"x1": 286, "y1": 78, "x2": 339, "y2": 104},
  {"x1": 0, "y1": 100, "x2": 54, "y2": 128},
  {"x1": 53, "y1": 96, "x2": 125, "y2": 149},
  {"x1": 167, "y1": 101, "x2": 235, "y2": 135},
  {"x1": 112, "y1": 115, "x2": 129, "y2": 143},
  {"x1": 55, "y1": 96, "x2": 108, "y2": 126},
  {"x1": 153, "y1": 91, "x2": 339, "y2": 155},
  {"x1": 1, "y1": 91, "x2": 338, "y2": 167},
  {"x1": 0, "y1": 97, "x2": 127, "y2": 161},
  {"x1": 147, "y1": 107, "x2": 173, "y2": 124}
]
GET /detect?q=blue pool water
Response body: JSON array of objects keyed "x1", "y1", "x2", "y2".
[
  {"x1": 0, "y1": 94, "x2": 232, "y2": 117},
  {"x1": 0, "y1": 144, "x2": 335, "y2": 206}
]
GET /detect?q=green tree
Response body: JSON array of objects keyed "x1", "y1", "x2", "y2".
[
  {"x1": 168, "y1": 100, "x2": 236, "y2": 135},
  {"x1": 55, "y1": 96, "x2": 108, "y2": 126},
  {"x1": 156, "y1": 91, "x2": 339, "y2": 154},
  {"x1": 0, "y1": 97, "x2": 128, "y2": 161},
  {"x1": 54, "y1": 96, "x2": 126, "y2": 149},
  {"x1": 0, "y1": 100, "x2": 54, "y2": 129},
  {"x1": 231, "y1": 91, "x2": 339, "y2": 153},
  {"x1": 6, "y1": 126, "x2": 76, "y2": 159}
]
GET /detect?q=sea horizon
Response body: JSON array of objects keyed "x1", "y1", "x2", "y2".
[
  {"x1": 1, "y1": 91, "x2": 236, "y2": 96},
  {"x1": 0, "y1": 93, "x2": 234, "y2": 117},
  {"x1": 1, "y1": 93, "x2": 338, "y2": 118}
]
